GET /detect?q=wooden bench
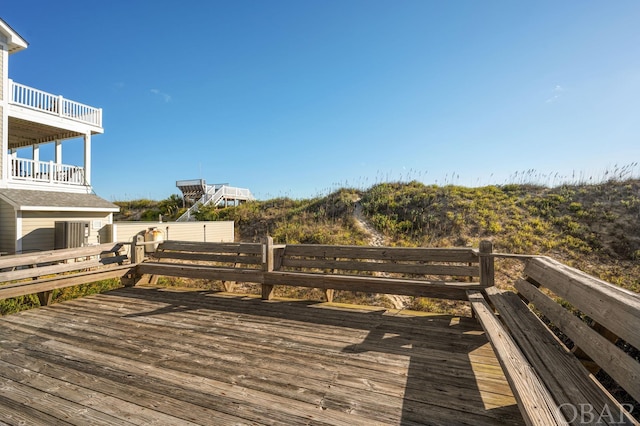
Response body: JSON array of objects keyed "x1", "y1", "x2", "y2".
[
  {"x1": 136, "y1": 240, "x2": 265, "y2": 290},
  {"x1": 262, "y1": 238, "x2": 493, "y2": 302},
  {"x1": 0, "y1": 243, "x2": 132, "y2": 306},
  {"x1": 469, "y1": 256, "x2": 639, "y2": 426}
]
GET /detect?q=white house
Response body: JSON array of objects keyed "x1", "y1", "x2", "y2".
[{"x1": 0, "y1": 18, "x2": 118, "y2": 254}]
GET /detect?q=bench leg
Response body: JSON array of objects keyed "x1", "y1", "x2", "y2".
[
  {"x1": 222, "y1": 281, "x2": 236, "y2": 292},
  {"x1": 224, "y1": 258, "x2": 240, "y2": 293},
  {"x1": 324, "y1": 289, "x2": 335, "y2": 303},
  {"x1": 121, "y1": 270, "x2": 138, "y2": 287},
  {"x1": 261, "y1": 284, "x2": 275, "y2": 300},
  {"x1": 37, "y1": 290, "x2": 53, "y2": 307},
  {"x1": 123, "y1": 272, "x2": 157, "y2": 287}
]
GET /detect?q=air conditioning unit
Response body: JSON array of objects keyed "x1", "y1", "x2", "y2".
[{"x1": 54, "y1": 221, "x2": 89, "y2": 249}]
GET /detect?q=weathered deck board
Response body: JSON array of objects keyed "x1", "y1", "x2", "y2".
[{"x1": 0, "y1": 287, "x2": 523, "y2": 425}]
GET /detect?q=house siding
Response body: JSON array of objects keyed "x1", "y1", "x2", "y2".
[
  {"x1": 0, "y1": 198, "x2": 15, "y2": 254},
  {"x1": 20, "y1": 211, "x2": 112, "y2": 252},
  {"x1": 0, "y1": 104, "x2": 4, "y2": 181},
  {"x1": 0, "y1": 43, "x2": 4, "y2": 100},
  {"x1": 1, "y1": 42, "x2": 5, "y2": 182}
]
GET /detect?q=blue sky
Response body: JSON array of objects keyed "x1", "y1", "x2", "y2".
[{"x1": 3, "y1": 1, "x2": 640, "y2": 200}]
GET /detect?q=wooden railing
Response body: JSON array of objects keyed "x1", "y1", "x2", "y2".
[
  {"x1": 10, "y1": 158, "x2": 86, "y2": 185},
  {"x1": 136, "y1": 240, "x2": 264, "y2": 288},
  {"x1": 262, "y1": 238, "x2": 491, "y2": 302},
  {"x1": 133, "y1": 237, "x2": 491, "y2": 302},
  {"x1": 0, "y1": 243, "x2": 133, "y2": 306},
  {"x1": 9, "y1": 80, "x2": 102, "y2": 127}
]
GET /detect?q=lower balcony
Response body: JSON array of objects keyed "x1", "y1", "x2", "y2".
[{"x1": 10, "y1": 158, "x2": 86, "y2": 187}]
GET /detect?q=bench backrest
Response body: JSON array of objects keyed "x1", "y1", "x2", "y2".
[
  {"x1": 0, "y1": 243, "x2": 126, "y2": 284},
  {"x1": 517, "y1": 256, "x2": 640, "y2": 404},
  {"x1": 151, "y1": 241, "x2": 264, "y2": 269},
  {"x1": 0, "y1": 243, "x2": 130, "y2": 304},
  {"x1": 274, "y1": 243, "x2": 481, "y2": 280}
]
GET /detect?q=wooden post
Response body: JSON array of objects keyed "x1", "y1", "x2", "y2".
[
  {"x1": 222, "y1": 250, "x2": 240, "y2": 293},
  {"x1": 325, "y1": 256, "x2": 337, "y2": 303},
  {"x1": 37, "y1": 290, "x2": 53, "y2": 306},
  {"x1": 124, "y1": 235, "x2": 146, "y2": 287},
  {"x1": 479, "y1": 240, "x2": 494, "y2": 288},
  {"x1": 324, "y1": 289, "x2": 335, "y2": 303},
  {"x1": 261, "y1": 236, "x2": 275, "y2": 300},
  {"x1": 131, "y1": 234, "x2": 145, "y2": 265}
]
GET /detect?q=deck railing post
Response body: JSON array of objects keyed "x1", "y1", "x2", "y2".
[
  {"x1": 123, "y1": 234, "x2": 146, "y2": 287},
  {"x1": 131, "y1": 234, "x2": 145, "y2": 265},
  {"x1": 479, "y1": 240, "x2": 494, "y2": 288},
  {"x1": 261, "y1": 236, "x2": 275, "y2": 300}
]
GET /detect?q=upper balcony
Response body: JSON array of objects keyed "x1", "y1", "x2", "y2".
[{"x1": 7, "y1": 80, "x2": 103, "y2": 149}]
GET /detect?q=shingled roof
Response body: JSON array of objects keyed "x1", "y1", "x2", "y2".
[{"x1": 0, "y1": 189, "x2": 119, "y2": 212}]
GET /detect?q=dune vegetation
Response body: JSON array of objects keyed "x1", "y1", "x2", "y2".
[{"x1": 190, "y1": 179, "x2": 640, "y2": 295}]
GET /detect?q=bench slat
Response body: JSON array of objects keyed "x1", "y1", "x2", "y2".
[
  {"x1": 282, "y1": 244, "x2": 478, "y2": 263},
  {"x1": 0, "y1": 243, "x2": 124, "y2": 270},
  {"x1": 151, "y1": 251, "x2": 262, "y2": 265},
  {"x1": 0, "y1": 256, "x2": 127, "y2": 282},
  {"x1": 524, "y1": 257, "x2": 640, "y2": 351},
  {"x1": 265, "y1": 271, "x2": 479, "y2": 300},
  {"x1": 0, "y1": 264, "x2": 133, "y2": 301},
  {"x1": 137, "y1": 263, "x2": 263, "y2": 284},
  {"x1": 514, "y1": 279, "x2": 640, "y2": 408},
  {"x1": 157, "y1": 241, "x2": 263, "y2": 254},
  {"x1": 280, "y1": 258, "x2": 480, "y2": 277},
  {"x1": 486, "y1": 286, "x2": 637, "y2": 425},
  {"x1": 467, "y1": 290, "x2": 568, "y2": 426}
]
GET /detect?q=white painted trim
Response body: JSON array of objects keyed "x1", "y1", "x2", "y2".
[
  {"x1": 84, "y1": 132, "x2": 91, "y2": 186},
  {"x1": 111, "y1": 221, "x2": 117, "y2": 243},
  {"x1": 7, "y1": 104, "x2": 103, "y2": 135},
  {"x1": 15, "y1": 210, "x2": 22, "y2": 253},
  {"x1": 0, "y1": 19, "x2": 28, "y2": 52},
  {"x1": 1, "y1": 43, "x2": 9, "y2": 183},
  {"x1": 0, "y1": 192, "x2": 19, "y2": 208},
  {"x1": 55, "y1": 140, "x2": 62, "y2": 164},
  {"x1": 6, "y1": 180, "x2": 91, "y2": 193},
  {"x1": 18, "y1": 206, "x2": 119, "y2": 213}
]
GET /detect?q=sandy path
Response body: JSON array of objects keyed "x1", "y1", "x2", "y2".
[
  {"x1": 352, "y1": 200, "x2": 410, "y2": 310},
  {"x1": 353, "y1": 201, "x2": 385, "y2": 246}
]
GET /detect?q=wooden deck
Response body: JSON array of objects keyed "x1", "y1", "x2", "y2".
[{"x1": 0, "y1": 287, "x2": 524, "y2": 425}]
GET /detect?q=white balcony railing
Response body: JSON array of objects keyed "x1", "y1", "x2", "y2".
[
  {"x1": 9, "y1": 80, "x2": 102, "y2": 127},
  {"x1": 10, "y1": 158, "x2": 86, "y2": 186}
]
